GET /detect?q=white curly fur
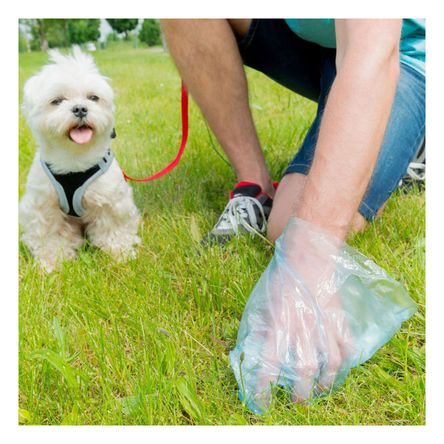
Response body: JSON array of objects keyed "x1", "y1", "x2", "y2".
[{"x1": 20, "y1": 47, "x2": 140, "y2": 272}]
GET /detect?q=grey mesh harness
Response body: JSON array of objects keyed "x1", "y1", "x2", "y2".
[{"x1": 40, "y1": 149, "x2": 114, "y2": 218}]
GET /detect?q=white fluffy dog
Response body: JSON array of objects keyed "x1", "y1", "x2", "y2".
[{"x1": 20, "y1": 47, "x2": 140, "y2": 272}]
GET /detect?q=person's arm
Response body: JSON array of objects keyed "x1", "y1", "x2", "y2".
[{"x1": 296, "y1": 19, "x2": 402, "y2": 240}]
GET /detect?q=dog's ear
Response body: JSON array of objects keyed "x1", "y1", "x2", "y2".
[{"x1": 110, "y1": 128, "x2": 116, "y2": 139}]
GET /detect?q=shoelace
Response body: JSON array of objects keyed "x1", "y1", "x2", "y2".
[{"x1": 218, "y1": 196, "x2": 267, "y2": 235}]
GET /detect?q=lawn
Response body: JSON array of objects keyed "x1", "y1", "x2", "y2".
[{"x1": 18, "y1": 44, "x2": 425, "y2": 425}]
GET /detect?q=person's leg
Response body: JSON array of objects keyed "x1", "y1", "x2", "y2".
[
  {"x1": 268, "y1": 60, "x2": 425, "y2": 242},
  {"x1": 226, "y1": 19, "x2": 328, "y2": 241},
  {"x1": 266, "y1": 172, "x2": 307, "y2": 242},
  {"x1": 236, "y1": 20, "x2": 323, "y2": 101},
  {"x1": 228, "y1": 19, "x2": 251, "y2": 39},
  {"x1": 268, "y1": 175, "x2": 370, "y2": 242},
  {"x1": 161, "y1": 19, "x2": 275, "y2": 197},
  {"x1": 356, "y1": 64, "x2": 425, "y2": 223}
]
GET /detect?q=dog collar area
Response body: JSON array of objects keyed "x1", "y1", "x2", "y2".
[{"x1": 40, "y1": 149, "x2": 114, "y2": 218}]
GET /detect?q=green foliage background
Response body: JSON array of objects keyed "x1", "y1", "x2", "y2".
[{"x1": 139, "y1": 19, "x2": 162, "y2": 47}]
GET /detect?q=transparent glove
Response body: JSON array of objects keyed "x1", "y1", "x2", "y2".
[{"x1": 229, "y1": 217, "x2": 417, "y2": 414}]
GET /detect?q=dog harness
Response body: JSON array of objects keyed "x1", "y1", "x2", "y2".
[{"x1": 40, "y1": 149, "x2": 114, "y2": 218}]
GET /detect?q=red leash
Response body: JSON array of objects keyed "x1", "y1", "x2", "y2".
[{"x1": 122, "y1": 81, "x2": 189, "y2": 182}]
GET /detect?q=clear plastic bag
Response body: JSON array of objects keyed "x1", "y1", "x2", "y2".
[{"x1": 229, "y1": 217, "x2": 417, "y2": 414}]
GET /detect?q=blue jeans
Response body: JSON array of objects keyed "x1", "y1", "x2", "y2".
[{"x1": 238, "y1": 19, "x2": 425, "y2": 220}]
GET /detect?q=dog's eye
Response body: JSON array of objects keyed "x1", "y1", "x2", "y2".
[
  {"x1": 88, "y1": 95, "x2": 99, "y2": 102},
  {"x1": 50, "y1": 97, "x2": 65, "y2": 105}
]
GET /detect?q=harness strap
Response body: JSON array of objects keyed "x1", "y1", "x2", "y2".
[
  {"x1": 41, "y1": 149, "x2": 114, "y2": 217},
  {"x1": 122, "y1": 81, "x2": 188, "y2": 182}
]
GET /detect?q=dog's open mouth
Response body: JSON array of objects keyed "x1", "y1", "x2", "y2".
[{"x1": 68, "y1": 125, "x2": 94, "y2": 145}]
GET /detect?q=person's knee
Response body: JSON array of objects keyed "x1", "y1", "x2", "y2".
[
  {"x1": 266, "y1": 173, "x2": 307, "y2": 244},
  {"x1": 267, "y1": 212, "x2": 289, "y2": 244},
  {"x1": 266, "y1": 221, "x2": 281, "y2": 244},
  {"x1": 269, "y1": 209, "x2": 368, "y2": 242},
  {"x1": 350, "y1": 202, "x2": 387, "y2": 235},
  {"x1": 350, "y1": 213, "x2": 367, "y2": 234}
]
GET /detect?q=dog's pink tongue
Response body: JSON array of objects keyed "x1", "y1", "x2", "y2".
[{"x1": 69, "y1": 126, "x2": 93, "y2": 145}]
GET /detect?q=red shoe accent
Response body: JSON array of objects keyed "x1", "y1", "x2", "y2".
[
  {"x1": 230, "y1": 181, "x2": 279, "y2": 200},
  {"x1": 234, "y1": 181, "x2": 279, "y2": 191},
  {"x1": 230, "y1": 181, "x2": 261, "y2": 199}
]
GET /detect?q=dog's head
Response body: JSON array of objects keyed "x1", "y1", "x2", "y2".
[{"x1": 23, "y1": 46, "x2": 114, "y2": 152}]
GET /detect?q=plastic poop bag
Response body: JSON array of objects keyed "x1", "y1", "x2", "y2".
[{"x1": 229, "y1": 217, "x2": 417, "y2": 414}]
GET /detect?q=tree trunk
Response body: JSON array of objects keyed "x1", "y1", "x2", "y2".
[
  {"x1": 63, "y1": 20, "x2": 69, "y2": 47},
  {"x1": 160, "y1": 29, "x2": 168, "y2": 52},
  {"x1": 37, "y1": 19, "x2": 48, "y2": 51}
]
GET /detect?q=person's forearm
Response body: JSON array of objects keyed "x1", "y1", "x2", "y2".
[{"x1": 296, "y1": 52, "x2": 400, "y2": 239}]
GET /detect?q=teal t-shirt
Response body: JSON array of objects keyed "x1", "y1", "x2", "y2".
[{"x1": 284, "y1": 19, "x2": 425, "y2": 76}]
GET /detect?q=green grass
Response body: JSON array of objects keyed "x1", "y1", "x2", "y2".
[{"x1": 19, "y1": 44, "x2": 425, "y2": 425}]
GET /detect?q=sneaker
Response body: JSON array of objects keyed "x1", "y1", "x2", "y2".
[
  {"x1": 399, "y1": 140, "x2": 425, "y2": 189},
  {"x1": 202, "y1": 181, "x2": 278, "y2": 246}
]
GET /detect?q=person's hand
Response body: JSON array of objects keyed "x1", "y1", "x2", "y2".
[{"x1": 230, "y1": 217, "x2": 417, "y2": 414}]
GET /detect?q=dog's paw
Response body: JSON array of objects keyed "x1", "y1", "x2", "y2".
[
  {"x1": 114, "y1": 243, "x2": 139, "y2": 262},
  {"x1": 38, "y1": 259, "x2": 57, "y2": 273},
  {"x1": 37, "y1": 256, "x2": 61, "y2": 273},
  {"x1": 33, "y1": 247, "x2": 79, "y2": 273},
  {"x1": 94, "y1": 241, "x2": 138, "y2": 262},
  {"x1": 88, "y1": 230, "x2": 140, "y2": 262}
]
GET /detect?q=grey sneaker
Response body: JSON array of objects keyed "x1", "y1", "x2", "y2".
[
  {"x1": 202, "y1": 181, "x2": 276, "y2": 246},
  {"x1": 399, "y1": 140, "x2": 425, "y2": 189}
]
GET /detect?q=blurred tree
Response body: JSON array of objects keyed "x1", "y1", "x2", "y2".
[
  {"x1": 47, "y1": 19, "x2": 69, "y2": 47},
  {"x1": 19, "y1": 19, "x2": 100, "y2": 51},
  {"x1": 106, "y1": 31, "x2": 119, "y2": 44},
  {"x1": 139, "y1": 19, "x2": 161, "y2": 47},
  {"x1": 19, "y1": 29, "x2": 29, "y2": 52},
  {"x1": 68, "y1": 19, "x2": 100, "y2": 45},
  {"x1": 106, "y1": 19, "x2": 138, "y2": 40},
  {"x1": 23, "y1": 19, "x2": 64, "y2": 51}
]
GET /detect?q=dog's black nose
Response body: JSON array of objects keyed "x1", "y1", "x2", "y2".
[{"x1": 72, "y1": 105, "x2": 88, "y2": 118}]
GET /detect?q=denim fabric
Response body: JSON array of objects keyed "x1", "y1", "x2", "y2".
[{"x1": 238, "y1": 19, "x2": 425, "y2": 220}]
